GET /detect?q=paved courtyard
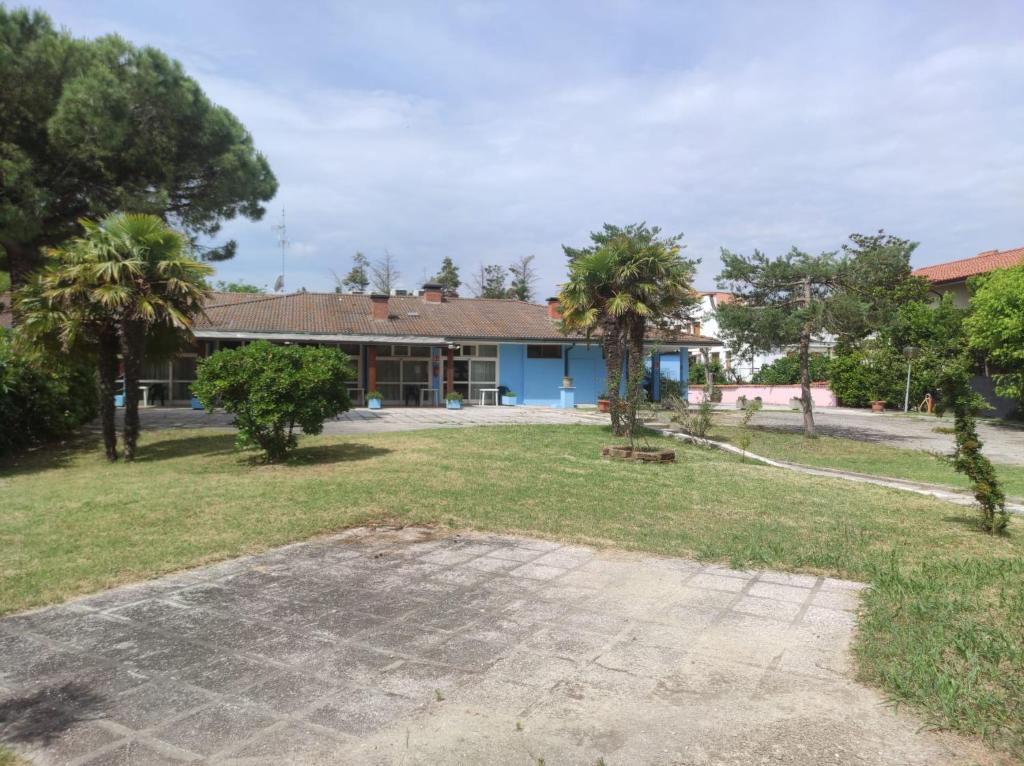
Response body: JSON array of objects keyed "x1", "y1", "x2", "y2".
[
  {"x1": 0, "y1": 528, "x2": 983, "y2": 765},
  {"x1": 101, "y1": 405, "x2": 605, "y2": 435}
]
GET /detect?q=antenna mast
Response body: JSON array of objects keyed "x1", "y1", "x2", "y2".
[{"x1": 272, "y1": 208, "x2": 288, "y2": 292}]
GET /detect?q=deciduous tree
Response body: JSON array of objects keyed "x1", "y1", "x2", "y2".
[{"x1": 507, "y1": 255, "x2": 537, "y2": 301}]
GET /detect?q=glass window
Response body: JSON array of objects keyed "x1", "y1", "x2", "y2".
[
  {"x1": 377, "y1": 359, "x2": 401, "y2": 383},
  {"x1": 173, "y1": 356, "x2": 197, "y2": 381},
  {"x1": 470, "y1": 360, "x2": 496, "y2": 383},
  {"x1": 527, "y1": 345, "x2": 561, "y2": 359},
  {"x1": 477, "y1": 344, "x2": 498, "y2": 357},
  {"x1": 453, "y1": 359, "x2": 469, "y2": 382},
  {"x1": 459, "y1": 345, "x2": 475, "y2": 357},
  {"x1": 391, "y1": 345, "x2": 409, "y2": 356},
  {"x1": 409, "y1": 346, "x2": 431, "y2": 357},
  {"x1": 142, "y1": 359, "x2": 167, "y2": 380}
]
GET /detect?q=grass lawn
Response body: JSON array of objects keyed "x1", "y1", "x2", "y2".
[
  {"x1": 708, "y1": 419, "x2": 1024, "y2": 500},
  {"x1": 1, "y1": 424, "x2": 1022, "y2": 758}
]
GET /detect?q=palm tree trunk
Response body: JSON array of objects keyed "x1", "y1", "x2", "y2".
[
  {"x1": 121, "y1": 319, "x2": 146, "y2": 461},
  {"x1": 602, "y1": 319, "x2": 624, "y2": 436},
  {"x1": 624, "y1": 315, "x2": 647, "y2": 440},
  {"x1": 97, "y1": 325, "x2": 120, "y2": 461}
]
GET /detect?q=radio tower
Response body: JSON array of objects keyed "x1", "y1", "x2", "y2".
[{"x1": 272, "y1": 208, "x2": 288, "y2": 292}]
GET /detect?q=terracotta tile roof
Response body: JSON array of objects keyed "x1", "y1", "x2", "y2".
[
  {"x1": 913, "y1": 247, "x2": 1024, "y2": 284},
  {"x1": 698, "y1": 291, "x2": 734, "y2": 305},
  {"x1": 196, "y1": 292, "x2": 717, "y2": 345}
]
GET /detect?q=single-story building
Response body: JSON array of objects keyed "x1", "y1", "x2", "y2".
[
  {"x1": 137, "y1": 283, "x2": 717, "y2": 407},
  {"x1": 913, "y1": 246, "x2": 1023, "y2": 307}
]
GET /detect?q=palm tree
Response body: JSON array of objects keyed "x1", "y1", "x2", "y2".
[
  {"x1": 17, "y1": 213, "x2": 212, "y2": 461},
  {"x1": 560, "y1": 224, "x2": 697, "y2": 438},
  {"x1": 17, "y1": 240, "x2": 123, "y2": 460},
  {"x1": 560, "y1": 247, "x2": 627, "y2": 434},
  {"x1": 83, "y1": 213, "x2": 212, "y2": 460}
]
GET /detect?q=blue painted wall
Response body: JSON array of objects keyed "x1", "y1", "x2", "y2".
[
  {"x1": 499, "y1": 343, "x2": 606, "y2": 406},
  {"x1": 567, "y1": 344, "x2": 604, "y2": 405}
]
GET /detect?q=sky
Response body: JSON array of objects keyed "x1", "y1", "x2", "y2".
[{"x1": 29, "y1": 0, "x2": 1024, "y2": 298}]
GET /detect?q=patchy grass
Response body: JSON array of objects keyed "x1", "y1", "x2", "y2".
[
  {"x1": 1, "y1": 424, "x2": 1022, "y2": 757},
  {"x1": 708, "y1": 421, "x2": 1024, "y2": 499},
  {"x1": 0, "y1": 747, "x2": 27, "y2": 766}
]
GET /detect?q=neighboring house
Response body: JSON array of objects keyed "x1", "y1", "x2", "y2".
[
  {"x1": 913, "y1": 246, "x2": 1024, "y2": 307},
  {"x1": 0, "y1": 283, "x2": 715, "y2": 407},
  {"x1": 684, "y1": 291, "x2": 834, "y2": 381}
]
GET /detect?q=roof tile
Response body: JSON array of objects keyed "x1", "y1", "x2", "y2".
[{"x1": 913, "y1": 247, "x2": 1024, "y2": 284}]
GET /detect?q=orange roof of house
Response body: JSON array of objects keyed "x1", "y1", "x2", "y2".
[
  {"x1": 913, "y1": 247, "x2": 1024, "y2": 284},
  {"x1": 698, "y1": 291, "x2": 734, "y2": 305}
]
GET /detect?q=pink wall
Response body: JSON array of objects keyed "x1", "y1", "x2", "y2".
[{"x1": 688, "y1": 382, "x2": 837, "y2": 408}]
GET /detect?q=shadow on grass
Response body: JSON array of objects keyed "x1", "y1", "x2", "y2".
[
  {"x1": 133, "y1": 432, "x2": 239, "y2": 463},
  {"x1": 0, "y1": 682, "x2": 105, "y2": 750},
  {"x1": 282, "y1": 442, "x2": 392, "y2": 466},
  {"x1": 0, "y1": 433, "x2": 103, "y2": 479}
]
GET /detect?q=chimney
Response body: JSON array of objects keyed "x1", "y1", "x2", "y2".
[
  {"x1": 370, "y1": 293, "x2": 389, "y2": 320},
  {"x1": 421, "y1": 282, "x2": 443, "y2": 303},
  {"x1": 546, "y1": 297, "x2": 561, "y2": 320},
  {"x1": 692, "y1": 320, "x2": 701, "y2": 336}
]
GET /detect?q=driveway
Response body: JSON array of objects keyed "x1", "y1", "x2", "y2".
[
  {"x1": 0, "y1": 528, "x2": 984, "y2": 765},
  {"x1": 715, "y1": 407, "x2": 1024, "y2": 466},
  {"x1": 100, "y1": 405, "x2": 605, "y2": 435}
]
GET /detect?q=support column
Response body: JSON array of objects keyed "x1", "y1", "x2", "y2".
[
  {"x1": 681, "y1": 349, "x2": 689, "y2": 401},
  {"x1": 446, "y1": 346, "x2": 455, "y2": 395},
  {"x1": 651, "y1": 352, "x2": 661, "y2": 402},
  {"x1": 367, "y1": 345, "x2": 378, "y2": 394}
]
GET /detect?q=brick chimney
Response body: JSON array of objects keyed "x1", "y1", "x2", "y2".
[
  {"x1": 370, "y1": 293, "x2": 390, "y2": 320},
  {"x1": 692, "y1": 320, "x2": 701, "y2": 336},
  {"x1": 546, "y1": 297, "x2": 561, "y2": 320},
  {"x1": 421, "y1": 282, "x2": 443, "y2": 303}
]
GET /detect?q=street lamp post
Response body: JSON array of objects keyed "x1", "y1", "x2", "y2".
[{"x1": 903, "y1": 345, "x2": 919, "y2": 413}]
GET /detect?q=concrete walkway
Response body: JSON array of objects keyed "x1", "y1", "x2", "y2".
[
  {"x1": 98, "y1": 405, "x2": 606, "y2": 435},
  {"x1": 0, "y1": 528, "x2": 987, "y2": 765},
  {"x1": 712, "y1": 407, "x2": 1024, "y2": 466}
]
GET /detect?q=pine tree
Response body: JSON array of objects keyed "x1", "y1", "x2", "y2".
[{"x1": 433, "y1": 257, "x2": 461, "y2": 296}]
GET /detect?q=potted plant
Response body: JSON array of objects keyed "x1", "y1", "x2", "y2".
[
  {"x1": 562, "y1": 375, "x2": 573, "y2": 388},
  {"x1": 445, "y1": 391, "x2": 464, "y2": 410},
  {"x1": 501, "y1": 390, "x2": 518, "y2": 406},
  {"x1": 870, "y1": 399, "x2": 885, "y2": 413},
  {"x1": 596, "y1": 393, "x2": 610, "y2": 413},
  {"x1": 367, "y1": 391, "x2": 383, "y2": 410}
]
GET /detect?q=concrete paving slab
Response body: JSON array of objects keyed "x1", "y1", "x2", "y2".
[{"x1": 0, "y1": 527, "x2": 994, "y2": 765}]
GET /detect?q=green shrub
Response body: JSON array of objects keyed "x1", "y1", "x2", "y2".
[
  {"x1": 688, "y1": 359, "x2": 735, "y2": 385},
  {"x1": 751, "y1": 354, "x2": 832, "y2": 385},
  {"x1": 192, "y1": 341, "x2": 354, "y2": 462},
  {"x1": 828, "y1": 345, "x2": 905, "y2": 408},
  {"x1": 445, "y1": 391, "x2": 464, "y2": 401},
  {"x1": 0, "y1": 330, "x2": 97, "y2": 456}
]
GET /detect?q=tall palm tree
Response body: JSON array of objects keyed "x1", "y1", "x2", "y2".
[
  {"x1": 17, "y1": 240, "x2": 123, "y2": 460},
  {"x1": 84, "y1": 213, "x2": 212, "y2": 460},
  {"x1": 560, "y1": 247, "x2": 627, "y2": 434},
  {"x1": 560, "y1": 224, "x2": 697, "y2": 438},
  {"x1": 17, "y1": 213, "x2": 212, "y2": 461}
]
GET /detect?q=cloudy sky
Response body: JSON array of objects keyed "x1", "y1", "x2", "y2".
[{"x1": 33, "y1": 0, "x2": 1024, "y2": 297}]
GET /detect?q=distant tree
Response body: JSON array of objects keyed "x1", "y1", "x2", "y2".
[
  {"x1": 371, "y1": 251, "x2": 400, "y2": 294},
  {"x1": 193, "y1": 341, "x2": 353, "y2": 462},
  {"x1": 472, "y1": 264, "x2": 508, "y2": 298},
  {"x1": 507, "y1": 255, "x2": 538, "y2": 301},
  {"x1": 0, "y1": 8, "x2": 277, "y2": 290},
  {"x1": 433, "y1": 257, "x2": 461, "y2": 296},
  {"x1": 717, "y1": 232, "x2": 920, "y2": 437},
  {"x1": 335, "y1": 252, "x2": 370, "y2": 293},
  {"x1": 965, "y1": 265, "x2": 1024, "y2": 406},
  {"x1": 215, "y1": 280, "x2": 265, "y2": 294}
]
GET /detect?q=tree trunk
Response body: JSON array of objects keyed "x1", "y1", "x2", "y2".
[
  {"x1": 624, "y1": 315, "x2": 647, "y2": 440},
  {"x1": 602, "y1": 318, "x2": 624, "y2": 436},
  {"x1": 799, "y1": 276, "x2": 816, "y2": 438},
  {"x1": 799, "y1": 326, "x2": 815, "y2": 437},
  {"x1": 120, "y1": 319, "x2": 146, "y2": 461},
  {"x1": 97, "y1": 325, "x2": 120, "y2": 461},
  {"x1": 701, "y1": 348, "x2": 714, "y2": 395}
]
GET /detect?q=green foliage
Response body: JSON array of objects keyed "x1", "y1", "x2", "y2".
[
  {"x1": 366, "y1": 390, "x2": 383, "y2": 401},
  {"x1": 0, "y1": 330, "x2": 97, "y2": 456},
  {"x1": 472, "y1": 264, "x2": 508, "y2": 298},
  {"x1": 215, "y1": 280, "x2": 264, "y2": 294},
  {"x1": 192, "y1": 341, "x2": 354, "y2": 462},
  {"x1": 433, "y1": 256, "x2": 461, "y2": 296},
  {"x1": 935, "y1": 358, "x2": 1009, "y2": 533},
  {"x1": 736, "y1": 398, "x2": 763, "y2": 459},
  {"x1": 507, "y1": 255, "x2": 537, "y2": 301},
  {"x1": 965, "y1": 265, "x2": 1024, "y2": 404},
  {"x1": 0, "y1": 7, "x2": 277, "y2": 283},
  {"x1": 337, "y1": 252, "x2": 370, "y2": 293},
  {"x1": 666, "y1": 396, "x2": 714, "y2": 441},
  {"x1": 829, "y1": 296, "x2": 968, "y2": 408},
  {"x1": 444, "y1": 391, "x2": 464, "y2": 401},
  {"x1": 658, "y1": 374, "x2": 683, "y2": 400},
  {"x1": 688, "y1": 359, "x2": 735, "y2": 385},
  {"x1": 752, "y1": 354, "x2": 833, "y2": 385}
]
